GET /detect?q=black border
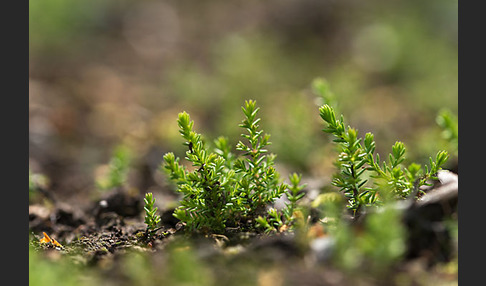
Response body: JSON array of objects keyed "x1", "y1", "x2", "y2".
[
  {"x1": 457, "y1": 0, "x2": 480, "y2": 284},
  {"x1": 6, "y1": 0, "x2": 29, "y2": 285}
]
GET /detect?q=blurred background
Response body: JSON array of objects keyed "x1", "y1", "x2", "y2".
[{"x1": 29, "y1": 0, "x2": 458, "y2": 206}]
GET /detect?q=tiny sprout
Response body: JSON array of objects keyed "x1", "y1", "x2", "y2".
[{"x1": 144, "y1": 192, "x2": 161, "y2": 233}]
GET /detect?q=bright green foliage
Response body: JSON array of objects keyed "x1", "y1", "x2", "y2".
[
  {"x1": 319, "y1": 105, "x2": 372, "y2": 216},
  {"x1": 365, "y1": 135, "x2": 449, "y2": 198},
  {"x1": 163, "y1": 111, "x2": 235, "y2": 233},
  {"x1": 283, "y1": 173, "x2": 306, "y2": 223},
  {"x1": 144, "y1": 192, "x2": 161, "y2": 233},
  {"x1": 256, "y1": 173, "x2": 306, "y2": 233},
  {"x1": 162, "y1": 100, "x2": 303, "y2": 234},
  {"x1": 320, "y1": 103, "x2": 449, "y2": 216},
  {"x1": 235, "y1": 101, "x2": 288, "y2": 218},
  {"x1": 257, "y1": 208, "x2": 283, "y2": 233},
  {"x1": 96, "y1": 145, "x2": 132, "y2": 190}
]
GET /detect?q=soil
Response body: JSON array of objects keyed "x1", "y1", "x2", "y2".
[{"x1": 29, "y1": 173, "x2": 458, "y2": 286}]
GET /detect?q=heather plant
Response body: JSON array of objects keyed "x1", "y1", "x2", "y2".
[
  {"x1": 312, "y1": 79, "x2": 452, "y2": 274},
  {"x1": 162, "y1": 100, "x2": 304, "y2": 234},
  {"x1": 318, "y1": 94, "x2": 449, "y2": 218}
]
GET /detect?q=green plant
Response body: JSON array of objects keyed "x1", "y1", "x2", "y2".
[
  {"x1": 96, "y1": 144, "x2": 132, "y2": 190},
  {"x1": 319, "y1": 103, "x2": 449, "y2": 217},
  {"x1": 162, "y1": 100, "x2": 303, "y2": 234},
  {"x1": 255, "y1": 173, "x2": 306, "y2": 233},
  {"x1": 319, "y1": 104, "x2": 370, "y2": 216},
  {"x1": 283, "y1": 173, "x2": 306, "y2": 224},
  {"x1": 364, "y1": 136, "x2": 449, "y2": 199},
  {"x1": 143, "y1": 192, "x2": 161, "y2": 234}
]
